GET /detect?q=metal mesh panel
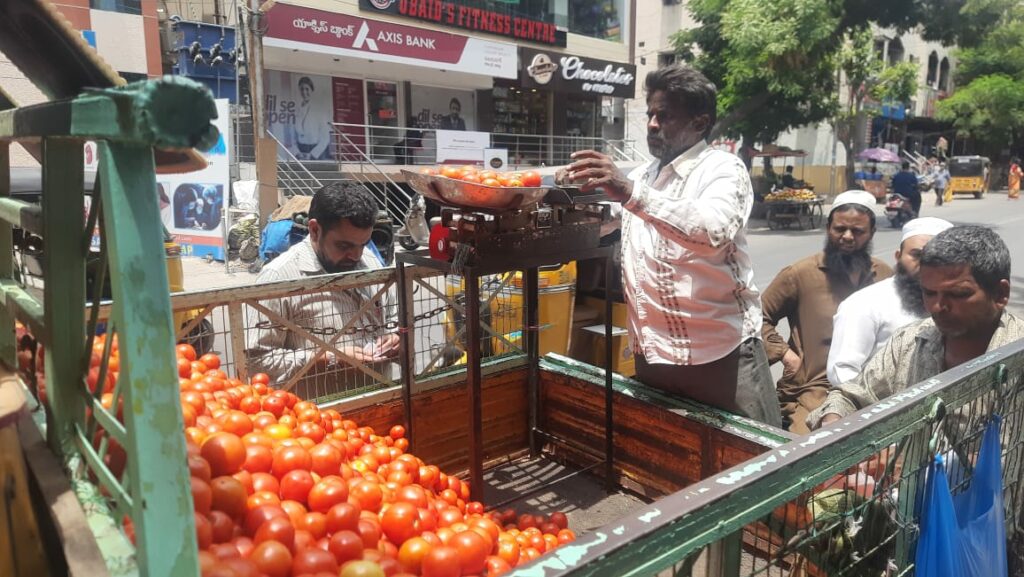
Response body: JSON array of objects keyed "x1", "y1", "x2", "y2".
[{"x1": 509, "y1": 346, "x2": 1024, "y2": 577}]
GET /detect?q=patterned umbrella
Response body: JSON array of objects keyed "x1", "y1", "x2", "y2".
[{"x1": 857, "y1": 147, "x2": 902, "y2": 163}]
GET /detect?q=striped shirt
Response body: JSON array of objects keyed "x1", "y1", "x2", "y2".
[
  {"x1": 621, "y1": 141, "x2": 763, "y2": 366},
  {"x1": 808, "y1": 311, "x2": 1024, "y2": 429},
  {"x1": 245, "y1": 236, "x2": 394, "y2": 393}
]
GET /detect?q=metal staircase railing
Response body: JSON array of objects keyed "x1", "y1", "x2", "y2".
[
  {"x1": 329, "y1": 125, "x2": 412, "y2": 225},
  {"x1": 266, "y1": 130, "x2": 322, "y2": 197}
]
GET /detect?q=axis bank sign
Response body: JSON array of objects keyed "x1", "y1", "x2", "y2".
[
  {"x1": 264, "y1": 3, "x2": 518, "y2": 79},
  {"x1": 521, "y1": 49, "x2": 635, "y2": 98}
]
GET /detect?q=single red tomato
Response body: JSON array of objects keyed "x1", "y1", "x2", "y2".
[
  {"x1": 279, "y1": 469, "x2": 315, "y2": 503},
  {"x1": 397, "y1": 536, "x2": 432, "y2": 573},
  {"x1": 243, "y1": 504, "x2": 287, "y2": 537},
  {"x1": 177, "y1": 343, "x2": 198, "y2": 361},
  {"x1": 350, "y1": 480, "x2": 383, "y2": 512},
  {"x1": 253, "y1": 516, "x2": 295, "y2": 552},
  {"x1": 421, "y1": 545, "x2": 462, "y2": 577},
  {"x1": 485, "y1": 555, "x2": 513, "y2": 576},
  {"x1": 250, "y1": 540, "x2": 292, "y2": 577},
  {"x1": 292, "y1": 547, "x2": 338, "y2": 575},
  {"x1": 200, "y1": 353, "x2": 222, "y2": 371},
  {"x1": 328, "y1": 530, "x2": 364, "y2": 565},
  {"x1": 451, "y1": 530, "x2": 489, "y2": 574},
  {"x1": 208, "y1": 510, "x2": 235, "y2": 544},
  {"x1": 201, "y1": 432, "x2": 246, "y2": 477},
  {"x1": 520, "y1": 171, "x2": 542, "y2": 187},
  {"x1": 272, "y1": 445, "x2": 312, "y2": 478},
  {"x1": 381, "y1": 501, "x2": 420, "y2": 545},
  {"x1": 325, "y1": 502, "x2": 361, "y2": 534},
  {"x1": 307, "y1": 479, "x2": 349, "y2": 513},
  {"x1": 195, "y1": 512, "x2": 213, "y2": 549},
  {"x1": 210, "y1": 475, "x2": 248, "y2": 518},
  {"x1": 191, "y1": 477, "x2": 213, "y2": 515}
]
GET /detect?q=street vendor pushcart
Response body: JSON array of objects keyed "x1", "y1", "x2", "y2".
[{"x1": 764, "y1": 194, "x2": 825, "y2": 230}]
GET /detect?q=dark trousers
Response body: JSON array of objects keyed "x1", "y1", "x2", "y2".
[
  {"x1": 907, "y1": 192, "x2": 922, "y2": 216},
  {"x1": 635, "y1": 338, "x2": 783, "y2": 428}
]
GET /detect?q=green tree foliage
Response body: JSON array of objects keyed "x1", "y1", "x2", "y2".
[
  {"x1": 936, "y1": 4, "x2": 1024, "y2": 155},
  {"x1": 936, "y1": 75, "x2": 1024, "y2": 150},
  {"x1": 670, "y1": 0, "x2": 1007, "y2": 165}
]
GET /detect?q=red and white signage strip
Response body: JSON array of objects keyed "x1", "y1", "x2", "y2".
[{"x1": 265, "y1": 3, "x2": 518, "y2": 79}]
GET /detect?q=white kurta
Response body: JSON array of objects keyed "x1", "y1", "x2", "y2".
[{"x1": 826, "y1": 277, "x2": 925, "y2": 386}]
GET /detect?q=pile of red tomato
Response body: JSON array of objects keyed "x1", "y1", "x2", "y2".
[
  {"x1": 420, "y1": 166, "x2": 543, "y2": 189},
  {"x1": 22, "y1": 329, "x2": 578, "y2": 577}
]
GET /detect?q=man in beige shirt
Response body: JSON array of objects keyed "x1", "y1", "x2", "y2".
[
  {"x1": 246, "y1": 182, "x2": 397, "y2": 399},
  {"x1": 810, "y1": 226, "x2": 1024, "y2": 429},
  {"x1": 761, "y1": 190, "x2": 893, "y2": 433}
]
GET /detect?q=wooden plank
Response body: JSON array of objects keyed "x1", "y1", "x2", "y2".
[
  {"x1": 17, "y1": 413, "x2": 109, "y2": 577},
  {"x1": 540, "y1": 370, "x2": 773, "y2": 497},
  {"x1": 337, "y1": 369, "x2": 529, "y2": 475}
]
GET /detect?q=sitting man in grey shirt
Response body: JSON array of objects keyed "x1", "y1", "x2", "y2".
[
  {"x1": 246, "y1": 182, "x2": 397, "y2": 398},
  {"x1": 809, "y1": 226, "x2": 1024, "y2": 429}
]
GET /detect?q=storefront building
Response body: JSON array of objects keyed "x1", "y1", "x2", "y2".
[{"x1": 259, "y1": 0, "x2": 634, "y2": 166}]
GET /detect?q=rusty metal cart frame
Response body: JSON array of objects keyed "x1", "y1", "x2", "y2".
[
  {"x1": 395, "y1": 247, "x2": 616, "y2": 499},
  {"x1": 765, "y1": 198, "x2": 825, "y2": 230}
]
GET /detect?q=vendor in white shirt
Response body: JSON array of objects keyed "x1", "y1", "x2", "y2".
[
  {"x1": 826, "y1": 217, "x2": 953, "y2": 385},
  {"x1": 566, "y1": 64, "x2": 780, "y2": 427}
]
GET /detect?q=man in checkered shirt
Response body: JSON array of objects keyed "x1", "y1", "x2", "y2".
[{"x1": 567, "y1": 64, "x2": 780, "y2": 427}]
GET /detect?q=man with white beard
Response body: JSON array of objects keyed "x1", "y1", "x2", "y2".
[{"x1": 826, "y1": 217, "x2": 953, "y2": 386}]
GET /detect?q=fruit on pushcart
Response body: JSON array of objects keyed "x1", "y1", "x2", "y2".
[
  {"x1": 21, "y1": 331, "x2": 576, "y2": 577},
  {"x1": 764, "y1": 188, "x2": 816, "y2": 202}
]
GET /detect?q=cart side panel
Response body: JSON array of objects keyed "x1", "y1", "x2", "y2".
[
  {"x1": 336, "y1": 368, "x2": 528, "y2": 474},
  {"x1": 540, "y1": 369, "x2": 774, "y2": 497}
]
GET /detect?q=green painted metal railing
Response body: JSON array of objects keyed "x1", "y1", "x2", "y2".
[
  {"x1": 0, "y1": 77, "x2": 218, "y2": 577},
  {"x1": 510, "y1": 338, "x2": 1024, "y2": 576}
]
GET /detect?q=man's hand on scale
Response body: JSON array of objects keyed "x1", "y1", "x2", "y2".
[{"x1": 567, "y1": 150, "x2": 633, "y2": 202}]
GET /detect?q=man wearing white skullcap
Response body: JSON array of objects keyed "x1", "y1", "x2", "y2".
[
  {"x1": 761, "y1": 190, "x2": 893, "y2": 433},
  {"x1": 811, "y1": 226, "x2": 1024, "y2": 429},
  {"x1": 826, "y1": 217, "x2": 954, "y2": 387}
]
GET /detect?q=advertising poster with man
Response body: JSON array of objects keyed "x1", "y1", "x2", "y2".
[
  {"x1": 411, "y1": 86, "x2": 476, "y2": 131},
  {"x1": 160, "y1": 98, "x2": 233, "y2": 260},
  {"x1": 265, "y1": 71, "x2": 336, "y2": 161}
]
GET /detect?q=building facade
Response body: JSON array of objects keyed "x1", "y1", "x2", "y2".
[{"x1": 250, "y1": 0, "x2": 637, "y2": 166}]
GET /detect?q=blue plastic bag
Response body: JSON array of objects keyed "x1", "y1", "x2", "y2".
[{"x1": 916, "y1": 416, "x2": 1007, "y2": 577}]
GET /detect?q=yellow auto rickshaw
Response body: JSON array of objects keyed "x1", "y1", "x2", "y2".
[{"x1": 945, "y1": 155, "x2": 991, "y2": 201}]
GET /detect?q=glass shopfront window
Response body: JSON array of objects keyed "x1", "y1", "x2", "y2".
[
  {"x1": 568, "y1": 0, "x2": 624, "y2": 41},
  {"x1": 367, "y1": 81, "x2": 400, "y2": 163},
  {"x1": 566, "y1": 97, "x2": 598, "y2": 138},
  {"x1": 492, "y1": 84, "x2": 550, "y2": 166}
]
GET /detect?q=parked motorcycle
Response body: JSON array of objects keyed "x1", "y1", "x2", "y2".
[
  {"x1": 396, "y1": 193, "x2": 430, "y2": 250},
  {"x1": 885, "y1": 193, "x2": 915, "y2": 228}
]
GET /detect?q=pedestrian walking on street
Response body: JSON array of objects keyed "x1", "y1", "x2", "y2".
[
  {"x1": 761, "y1": 190, "x2": 892, "y2": 433},
  {"x1": 1009, "y1": 157, "x2": 1022, "y2": 200},
  {"x1": 933, "y1": 162, "x2": 949, "y2": 207}
]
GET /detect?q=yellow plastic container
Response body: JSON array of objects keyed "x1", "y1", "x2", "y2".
[{"x1": 445, "y1": 262, "x2": 577, "y2": 358}]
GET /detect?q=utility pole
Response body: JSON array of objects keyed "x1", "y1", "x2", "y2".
[
  {"x1": 243, "y1": 0, "x2": 278, "y2": 225},
  {"x1": 829, "y1": 65, "x2": 841, "y2": 197}
]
